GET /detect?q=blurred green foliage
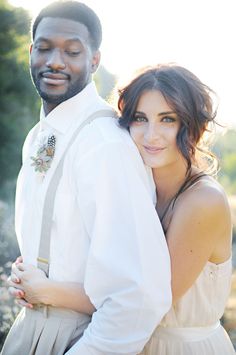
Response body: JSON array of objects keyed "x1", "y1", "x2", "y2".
[
  {"x1": 214, "y1": 130, "x2": 236, "y2": 195},
  {"x1": 0, "y1": 0, "x2": 38, "y2": 346},
  {"x1": 0, "y1": 200, "x2": 20, "y2": 348},
  {"x1": 0, "y1": 0, "x2": 40, "y2": 202}
]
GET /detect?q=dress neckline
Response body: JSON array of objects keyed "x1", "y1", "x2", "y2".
[{"x1": 206, "y1": 257, "x2": 232, "y2": 268}]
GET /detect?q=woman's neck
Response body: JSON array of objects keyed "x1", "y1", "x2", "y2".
[{"x1": 153, "y1": 164, "x2": 188, "y2": 207}]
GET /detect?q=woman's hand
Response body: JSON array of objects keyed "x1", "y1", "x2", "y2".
[
  {"x1": 8, "y1": 261, "x2": 49, "y2": 306},
  {"x1": 8, "y1": 257, "x2": 95, "y2": 314},
  {"x1": 8, "y1": 257, "x2": 32, "y2": 308}
]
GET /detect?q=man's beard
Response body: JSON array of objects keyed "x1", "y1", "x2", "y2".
[{"x1": 31, "y1": 70, "x2": 90, "y2": 105}]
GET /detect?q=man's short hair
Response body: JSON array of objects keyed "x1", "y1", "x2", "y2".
[{"x1": 32, "y1": 1, "x2": 102, "y2": 51}]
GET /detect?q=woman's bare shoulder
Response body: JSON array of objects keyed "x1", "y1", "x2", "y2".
[
  {"x1": 177, "y1": 176, "x2": 230, "y2": 214},
  {"x1": 168, "y1": 176, "x2": 232, "y2": 265}
]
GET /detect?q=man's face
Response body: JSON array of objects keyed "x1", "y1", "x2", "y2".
[{"x1": 30, "y1": 17, "x2": 100, "y2": 106}]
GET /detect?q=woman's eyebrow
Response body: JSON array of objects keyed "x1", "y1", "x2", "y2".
[{"x1": 158, "y1": 111, "x2": 176, "y2": 116}]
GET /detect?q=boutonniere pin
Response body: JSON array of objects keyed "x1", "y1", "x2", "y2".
[{"x1": 31, "y1": 134, "x2": 56, "y2": 174}]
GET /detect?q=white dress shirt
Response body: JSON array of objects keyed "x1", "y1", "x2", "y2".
[{"x1": 15, "y1": 82, "x2": 171, "y2": 354}]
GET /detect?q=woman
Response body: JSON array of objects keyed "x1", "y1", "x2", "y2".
[
  {"x1": 9, "y1": 64, "x2": 235, "y2": 354},
  {"x1": 118, "y1": 64, "x2": 235, "y2": 354}
]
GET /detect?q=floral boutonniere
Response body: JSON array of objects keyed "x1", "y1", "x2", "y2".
[{"x1": 31, "y1": 134, "x2": 56, "y2": 174}]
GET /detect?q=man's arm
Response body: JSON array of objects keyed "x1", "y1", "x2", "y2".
[{"x1": 67, "y1": 140, "x2": 172, "y2": 355}]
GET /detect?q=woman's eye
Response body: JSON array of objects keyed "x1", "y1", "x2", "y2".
[
  {"x1": 133, "y1": 116, "x2": 147, "y2": 123},
  {"x1": 162, "y1": 116, "x2": 175, "y2": 123}
]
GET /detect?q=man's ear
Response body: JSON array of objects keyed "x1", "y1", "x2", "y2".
[
  {"x1": 29, "y1": 44, "x2": 33, "y2": 54},
  {"x1": 91, "y1": 50, "x2": 101, "y2": 74}
]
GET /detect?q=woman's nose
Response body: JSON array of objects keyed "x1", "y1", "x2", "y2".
[{"x1": 144, "y1": 123, "x2": 160, "y2": 142}]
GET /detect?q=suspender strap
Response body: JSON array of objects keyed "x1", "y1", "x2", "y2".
[{"x1": 37, "y1": 109, "x2": 117, "y2": 275}]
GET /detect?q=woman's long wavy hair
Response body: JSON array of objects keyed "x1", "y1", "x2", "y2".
[{"x1": 118, "y1": 64, "x2": 218, "y2": 175}]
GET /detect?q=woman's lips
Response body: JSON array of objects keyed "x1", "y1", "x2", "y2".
[
  {"x1": 143, "y1": 145, "x2": 165, "y2": 154},
  {"x1": 41, "y1": 73, "x2": 69, "y2": 86}
]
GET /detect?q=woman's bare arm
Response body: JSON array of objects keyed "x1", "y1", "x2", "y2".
[
  {"x1": 166, "y1": 183, "x2": 232, "y2": 303},
  {"x1": 8, "y1": 262, "x2": 95, "y2": 315}
]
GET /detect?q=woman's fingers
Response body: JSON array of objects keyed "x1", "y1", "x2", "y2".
[
  {"x1": 9, "y1": 272, "x2": 20, "y2": 284},
  {"x1": 7, "y1": 276, "x2": 21, "y2": 288},
  {"x1": 8, "y1": 286, "x2": 25, "y2": 299},
  {"x1": 16, "y1": 262, "x2": 25, "y2": 272},
  {"x1": 12, "y1": 263, "x2": 23, "y2": 278},
  {"x1": 15, "y1": 256, "x2": 23, "y2": 264},
  {"x1": 8, "y1": 283, "x2": 33, "y2": 308},
  {"x1": 16, "y1": 299, "x2": 33, "y2": 309}
]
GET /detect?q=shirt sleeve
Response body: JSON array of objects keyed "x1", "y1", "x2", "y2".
[{"x1": 66, "y1": 140, "x2": 172, "y2": 355}]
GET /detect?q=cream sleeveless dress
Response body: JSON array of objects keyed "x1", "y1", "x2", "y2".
[{"x1": 139, "y1": 257, "x2": 235, "y2": 354}]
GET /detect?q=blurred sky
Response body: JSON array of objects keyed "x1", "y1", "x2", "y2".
[{"x1": 9, "y1": 0, "x2": 236, "y2": 127}]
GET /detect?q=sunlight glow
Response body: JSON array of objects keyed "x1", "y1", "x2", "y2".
[{"x1": 9, "y1": 0, "x2": 236, "y2": 127}]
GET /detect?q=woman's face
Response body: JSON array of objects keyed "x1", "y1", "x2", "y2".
[{"x1": 129, "y1": 90, "x2": 182, "y2": 169}]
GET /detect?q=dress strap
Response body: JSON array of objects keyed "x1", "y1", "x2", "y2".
[{"x1": 159, "y1": 172, "x2": 207, "y2": 232}]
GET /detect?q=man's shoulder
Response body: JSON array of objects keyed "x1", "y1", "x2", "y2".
[
  {"x1": 22, "y1": 123, "x2": 40, "y2": 154},
  {"x1": 25, "y1": 122, "x2": 40, "y2": 141},
  {"x1": 82, "y1": 112, "x2": 132, "y2": 147},
  {"x1": 71, "y1": 113, "x2": 140, "y2": 167}
]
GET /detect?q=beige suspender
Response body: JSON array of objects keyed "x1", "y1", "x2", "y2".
[{"x1": 37, "y1": 109, "x2": 117, "y2": 275}]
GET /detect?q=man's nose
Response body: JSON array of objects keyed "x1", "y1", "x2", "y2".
[{"x1": 46, "y1": 49, "x2": 66, "y2": 70}]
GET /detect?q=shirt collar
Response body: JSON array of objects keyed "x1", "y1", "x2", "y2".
[{"x1": 40, "y1": 81, "x2": 100, "y2": 134}]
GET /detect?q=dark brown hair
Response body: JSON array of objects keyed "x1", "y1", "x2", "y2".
[{"x1": 118, "y1": 64, "x2": 218, "y2": 174}]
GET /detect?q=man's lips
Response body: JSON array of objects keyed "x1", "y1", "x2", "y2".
[
  {"x1": 40, "y1": 72, "x2": 69, "y2": 86},
  {"x1": 143, "y1": 145, "x2": 165, "y2": 154}
]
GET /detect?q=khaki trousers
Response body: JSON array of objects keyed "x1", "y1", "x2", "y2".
[{"x1": 1, "y1": 305, "x2": 91, "y2": 355}]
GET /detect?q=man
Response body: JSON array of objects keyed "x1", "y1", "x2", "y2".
[{"x1": 1, "y1": 1, "x2": 171, "y2": 354}]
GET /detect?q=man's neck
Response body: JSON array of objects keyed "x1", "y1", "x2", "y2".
[
  {"x1": 42, "y1": 81, "x2": 92, "y2": 116},
  {"x1": 43, "y1": 101, "x2": 58, "y2": 116}
]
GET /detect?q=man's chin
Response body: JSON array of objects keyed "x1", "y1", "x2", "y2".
[
  {"x1": 39, "y1": 91, "x2": 68, "y2": 105},
  {"x1": 35, "y1": 80, "x2": 87, "y2": 104}
]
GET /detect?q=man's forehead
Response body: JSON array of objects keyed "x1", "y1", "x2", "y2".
[{"x1": 34, "y1": 17, "x2": 90, "y2": 42}]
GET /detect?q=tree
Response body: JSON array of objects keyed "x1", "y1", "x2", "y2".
[
  {"x1": 213, "y1": 129, "x2": 236, "y2": 194},
  {"x1": 0, "y1": 3, "x2": 40, "y2": 342},
  {"x1": 0, "y1": 0, "x2": 40, "y2": 201}
]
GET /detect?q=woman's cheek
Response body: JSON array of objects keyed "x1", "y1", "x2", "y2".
[{"x1": 129, "y1": 125, "x2": 142, "y2": 145}]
